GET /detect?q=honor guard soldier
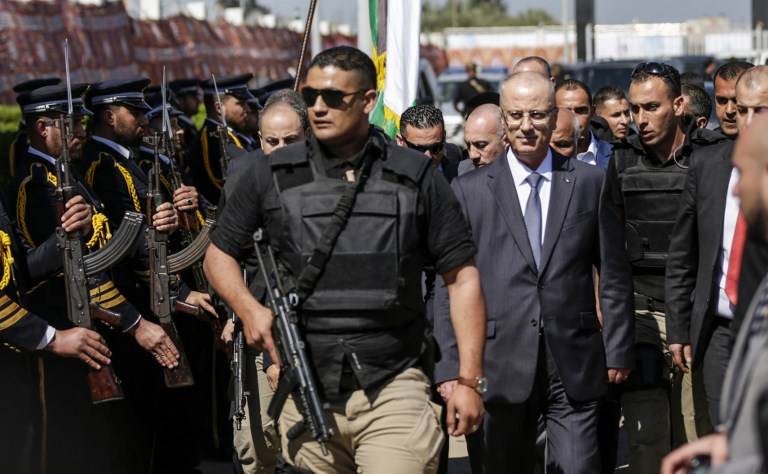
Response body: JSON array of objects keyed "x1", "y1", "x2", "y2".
[
  {"x1": 8, "y1": 81, "x2": 177, "y2": 363},
  {"x1": 168, "y1": 78, "x2": 202, "y2": 170},
  {"x1": 600, "y1": 63, "x2": 727, "y2": 474},
  {"x1": 189, "y1": 73, "x2": 257, "y2": 204},
  {"x1": 0, "y1": 196, "x2": 114, "y2": 474},
  {"x1": 7, "y1": 77, "x2": 61, "y2": 178},
  {"x1": 6, "y1": 82, "x2": 181, "y2": 474},
  {"x1": 205, "y1": 46, "x2": 486, "y2": 474}
]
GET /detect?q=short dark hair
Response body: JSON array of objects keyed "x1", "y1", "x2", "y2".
[
  {"x1": 631, "y1": 62, "x2": 681, "y2": 99},
  {"x1": 680, "y1": 71, "x2": 705, "y2": 89},
  {"x1": 682, "y1": 83, "x2": 712, "y2": 122},
  {"x1": 555, "y1": 79, "x2": 592, "y2": 105},
  {"x1": 399, "y1": 104, "x2": 444, "y2": 132},
  {"x1": 714, "y1": 61, "x2": 754, "y2": 82},
  {"x1": 593, "y1": 86, "x2": 626, "y2": 108},
  {"x1": 309, "y1": 46, "x2": 377, "y2": 91}
]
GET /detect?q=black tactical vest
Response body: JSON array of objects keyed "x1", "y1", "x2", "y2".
[
  {"x1": 614, "y1": 145, "x2": 689, "y2": 269},
  {"x1": 269, "y1": 135, "x2": 430, "y2": 331}
]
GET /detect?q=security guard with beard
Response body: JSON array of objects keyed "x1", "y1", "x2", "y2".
[
  {"x1": 601, "y1": 62, "x2": 726, "y2": 474},
  {"x1": 205, "y1": 46, "x2": 486, "y2": 474}
]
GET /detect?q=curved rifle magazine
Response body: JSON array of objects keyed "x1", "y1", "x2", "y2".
[{"x1": 83, "y1": 212, "x2": 145, "y2": 275}]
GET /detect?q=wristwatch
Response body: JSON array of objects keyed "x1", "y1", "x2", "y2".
[{"x1": 457, "y1": 376, "x2": 488, "y2": 395}]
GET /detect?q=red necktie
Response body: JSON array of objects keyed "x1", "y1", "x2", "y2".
[{"x1": 725, "y1": 211, "x2": 747, "y2": 305}]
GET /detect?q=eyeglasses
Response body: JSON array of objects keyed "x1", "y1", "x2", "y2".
[
  {"x1": 301, "y1": 87, "x2": 366, "y2": 108},
  {"x1": 504, "y1": 109, "x2": 554, "y2": 127},
  {"x1": 403, "y1": 138, "x2": 444, "y2": 155},
  {"x1": 631, "y1": 62, "x2": 680, "y2": 83}
]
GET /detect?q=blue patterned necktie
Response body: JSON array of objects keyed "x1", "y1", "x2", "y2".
[{"x1": 525, "y1": 172, "x2": 543, "y2": 270}]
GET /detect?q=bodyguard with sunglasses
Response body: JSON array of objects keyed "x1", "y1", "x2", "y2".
[
  {"x1": 601, "y1": 62, "x2": 727, "y2": 474},
  {"x1": 397, "y1": 103, "x2": 463, "y2": 182},
  {"x1": 205, "y1": 46, "x2": 486, "y2": 474}
]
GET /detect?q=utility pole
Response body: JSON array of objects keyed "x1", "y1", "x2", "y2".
[{"x1": 575, "y1": 0, "x2": 594, "y2": 62}]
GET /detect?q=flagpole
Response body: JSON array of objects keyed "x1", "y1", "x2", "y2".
[{"x1": 294, "y1": 0, "x2": 319, "y2": 91}]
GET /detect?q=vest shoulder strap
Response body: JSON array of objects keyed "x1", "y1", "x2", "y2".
[
  {"x1": 269, "y1": 142, "x2": 313, "y2": 193},
  {"x1": 380, "y1": 145, "x2": 431, "y2": 185}
]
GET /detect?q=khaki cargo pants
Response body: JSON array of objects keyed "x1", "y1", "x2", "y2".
[
  {"x1": 623, "y1": 311, "x2": 713, "y2": 474},
  {"x1": 280, "y1": 367, "x2": 444, "y2": 474},
  {"x1": 233, "y1": 353, "x2": 279, "y2": 474}
]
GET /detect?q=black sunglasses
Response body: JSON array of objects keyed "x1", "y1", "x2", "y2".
[
  {"x1": 301, "y1": 87, "x2": 366, "y2": 108},
  {"x1": 403, "y1": 138, "x2": 444, "y2": 155},
  {"x1": 631, "y1": 62, "x2": 679, "y2": 81}
]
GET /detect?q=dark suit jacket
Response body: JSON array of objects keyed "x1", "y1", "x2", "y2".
[
  {"x1": 666, "y1": 138, "x2": 768, "y2": 358},
  {"x1": 434, "y1": 150, "x2": 634, "y2": 404},
  {"x1": 665, "y1": 141, "x2": 736, "y2": 362}
]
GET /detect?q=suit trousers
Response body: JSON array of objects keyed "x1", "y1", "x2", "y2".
[
  {"x1": 700, "y1": 317, "x2": 735, "y2": 425},
  {"x1": 466, "y1": 336, "x2": 601, "y2": 474},
  {"x1": 280, "y1": 367, "x2": 444, "y2": 474}
]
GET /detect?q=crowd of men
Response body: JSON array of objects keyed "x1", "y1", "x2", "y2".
[{"x1": 0, "y1": 43, "x2": 768, "y2": 474}]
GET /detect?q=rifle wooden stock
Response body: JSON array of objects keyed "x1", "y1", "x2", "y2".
[
  {"x1": 173, "y1": 299, "x2": 201, "y2": 316},
  {"x1": 159, "y1": 320, "x2": 194, "y2": 388},
  {"x1": 86, "y1": 365, "x2": 124, "y2": 404},
  {"x1": 90, "y1": 303, "x2": 122, "y2": 328}
]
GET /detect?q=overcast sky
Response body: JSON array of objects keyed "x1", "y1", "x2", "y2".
[{"x1": 261, "y1": 0, "x2": 752, "y2": 29}]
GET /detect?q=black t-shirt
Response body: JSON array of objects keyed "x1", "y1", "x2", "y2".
[{"x1": 210, "y1": 130, "x2": 476, "y2": 399}]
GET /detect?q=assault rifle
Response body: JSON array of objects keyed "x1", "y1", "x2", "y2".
[
  {"x1": 252, "y1": 229, "x2": 333, "y2": 454},
  {"x1": 210, "y1": 74, "x2": 230, "y2": 181},
  {"x1": 231, "y1": 270, "x2": 248, "y2": 430},
  {"x1": 56, "y1": 39, "x2": 145, "y2": 403},
  {"x1": 159, "y1": 90, "x2": 208, "y2": 293},
  {"x1": 146, "y1": 67, "x2": 216, "y2": 388}
]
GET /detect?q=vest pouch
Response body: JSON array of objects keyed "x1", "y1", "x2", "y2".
[{"x1": 300, "y1": 190, "x2": 400, "y2": 311}]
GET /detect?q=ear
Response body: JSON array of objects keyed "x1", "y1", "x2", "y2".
[
  {"x1": 362, "y1": 89, "x2": 378, "y2": 115},
  {"x1": 34, "y1": 117, "x2": 48, "y2": 137},
  {"x1": 696, "y1": 116, "x2": 708, "y2": 129},
  {"x1": 672, "y1": 95, "x2": 686, "y2": 117},
  {"x1": 396, "y1": 134, "x2": 405, "y2": 147},
  {"x1": 105, "y1": 108, "x2": 117, "y2": 127}
]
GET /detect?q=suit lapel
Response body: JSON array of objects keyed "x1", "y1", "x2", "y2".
[
  {"x1": 487, "y1": 156, "x2": 538, "y2": 274},
  {"x1": 709, "y1": 151, "x2": 735, "y2": 248},
  {"x1": 538, "y1": 154, "x2": 575, "y2": 275}
]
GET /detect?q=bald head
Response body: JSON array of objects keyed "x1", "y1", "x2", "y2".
[
  {"x1": 500, "y1": 72, "x2": 557, "y2": 166},
  {"x1": 735, "y1": 66, "x2": 768, "y2": 132},
  {"x1": 550, "y1": 108, "x2": 579, "y2": 158},
  {"x1": 464, "y1": 104, "x2": 506, "y2": 167},
  {"x1": 733, "y1": 112, "x2": 768, "y2": 240},
  {"x1": 511, "y1": 56, "x2": 552, "y2": 78},
  {"x1": 501, "y1": 72, "x2": 555, "y2": 106}
]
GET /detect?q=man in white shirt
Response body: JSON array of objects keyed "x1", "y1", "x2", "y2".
[{"x1": 556, "y1": 79, "x2": 613, "y2": 169}]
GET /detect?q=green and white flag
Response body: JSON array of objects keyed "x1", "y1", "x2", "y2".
[{"x1": 368, "y1": 0, "x2": 421, "y2": 137}]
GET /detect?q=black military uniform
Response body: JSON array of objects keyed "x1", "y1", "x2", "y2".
[
  {"x1": 5, "y1": 82, "x2": 153, "y2": 474},
  {"x1": 0, "y1": 197, "x2": 65, "y2": 474},
  {"x1": 7, "y1": 77, "x2": 62, "y2": 179},
  {"x1": 189, "y1": 74, "x2": 257, "y2": 204},
  {"x1": 168, "y1": 78, "x2": 202, "y2": 157}
]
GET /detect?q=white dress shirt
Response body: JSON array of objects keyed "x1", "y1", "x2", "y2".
[
  {"x1": 716, "y1": 168, "x2": 741, "y2": 319},
  {"x1": 576, "y1": 132, "x2": 600, "y2": 167},
  {"x1": 507, "y1": 148, "x2": 553, "y2": 245},
  {"x1": 91, "y1": 135, "x2": 132, "y2": 160}
]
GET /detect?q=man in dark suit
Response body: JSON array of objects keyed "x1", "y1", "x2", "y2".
[
  {"x1": 433, "y1": 71, "x2": 635, "y2": 473},
  {"x1": 665, "y1": 66, "x2": 768, "y2": 427},
  {"x1": 397, "y1": 103, "x2": 463, "y2": 182},
  {"x1": 661, "y1": 108, "x2": 768, "y2": 474}
]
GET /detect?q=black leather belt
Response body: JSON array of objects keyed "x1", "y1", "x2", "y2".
[{"x1": 634, "y1": 293, "x2": 663, "y2": 313}]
